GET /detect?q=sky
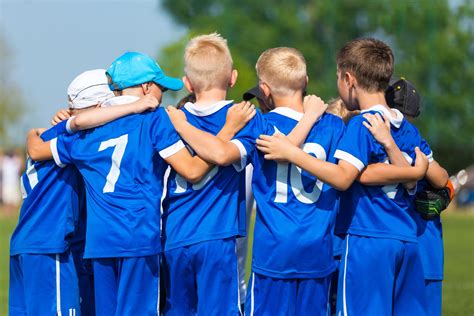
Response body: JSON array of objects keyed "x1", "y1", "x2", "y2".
[{"x1": 0, "y1": 0, "x2": 186, "y2": 144}]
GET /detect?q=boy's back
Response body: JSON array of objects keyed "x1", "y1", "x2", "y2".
[
  {"x1": 335, "y1": 105, "x2": 431, "y2": 241},
  {"x1": 163, "y1": 101, "x2": 246, "y2": 250},
  {"x1": 250, "y1": 109, "x2": 345, "y2": 278},
  {"x1": 52, "y1": 107, "x2": 183, "y2": 258}
]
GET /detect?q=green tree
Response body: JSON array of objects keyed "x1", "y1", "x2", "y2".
[{"x1": 160, "y1": 0, "x2": 474, "y2": 173}]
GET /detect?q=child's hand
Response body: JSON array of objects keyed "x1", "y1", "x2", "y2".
[
  {"x1": 362, "y1": 113, "x2": 394, "y2": 148},
  {"x1": 166, "y1": 106, "x2": 187, "y2": 127},
  {"x1": 256, "y1": 133, "x2": 298, "y2": 162},
  {"x1": 225, "y1": 101, "x2": 256, "y2": 132},
  {"x1": 303, "y1": 94, "x2": 328, "y2": 121},
  {"x1": 413, "y1": 147, "x2": 429, "y2": 179},
  {"x1": 35, "y1": 128, "x2": 47, "y2": 136},
  {"x1": 51, "y1": 108, "x2": 72, "y2": 125},
  {"x1": 134, "y1": 95, "x2": 159, "y2": 113}
]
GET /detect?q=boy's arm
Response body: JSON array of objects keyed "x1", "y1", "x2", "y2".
[
  {"x1": 68, "y1": 95, "x2": 159, "y2": 132},
  {"x1": 164, "y1": 101, "x2": 257, "y2": 183},
  {"x1": 27, "y1": 128, "x2": 54, "y2": 161},
  {"x1": 425, "y1": 160, "x2": 449, "y2": 189},
  {"x1": 167, "y1": 102, "x2": 255, "y2": 166},
  {"x1": 360, "y1": 113, "x2": 417, "y2": 188},
  {"x1": 286, "y1": 95, "x2": 328, "y2": 146},
  {"x1": 256, "y1": 133, "x2": 428, "y2": 191}
]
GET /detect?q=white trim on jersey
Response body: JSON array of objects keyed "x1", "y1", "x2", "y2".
[
  {"x1": 342, "y1": 235, "x2": 350, "y2": 316},
  {"x1": 56, "y1": 254, "x2": 62, "y2": 316},
  {"x1": 66, "y1": 116, "x2": 76, "y2": 134},
  {"x1": 159, "y1": 140, "x2": 186, "y2": 159},
  {"x1": 249, "y1": 272, "x2": 256, "y2": 316},
  {"x1": 230, "y1": 139, "x2": 247, "y2": 172},
  {"x1": 183, "y1": 100, "x2": 233, "y2": 116},
  {"x1": 334, "y1": 150, "x2": 365, "y2": 172},
  {"x1": 360, "y1": 104, "x2": 404, "y2": 128},
  {"x1": 427, "y1": 151, "x2": 434, "y2": 163},
  {"x1": 51, "y1": 138, "x2": 66, "y2": 168},
  {"x1": 270, "y1": 107, "x2": 303, "y2": 122}
]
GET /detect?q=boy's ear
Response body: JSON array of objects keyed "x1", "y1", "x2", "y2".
[
  {"x1": 344, "y1": 72, "x2": 356, "y2": 89},
  {"x1": 141, "y1": 83, "x2": 150, "y2": 95},
  {"x1": 183, "y1": 76, "x2": 194, "y2": 93},
  {"x1": 229, "y1": 69, "x2": 238, "y2": 88},
  {"x1": 305, "y1": 75, "x2": 309, "y2": 86},
  {"x1": 259, "y1": 82, "x2": 271, "y2": 98}
]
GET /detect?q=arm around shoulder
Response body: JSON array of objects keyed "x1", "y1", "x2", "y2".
[{"x1": 27, "y1": 128, "x2": 53, "y2": 161}]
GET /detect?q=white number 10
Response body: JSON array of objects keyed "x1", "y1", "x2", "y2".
[
  {"x1": 275, "y1": 142, "x2": 326, "y2": 204},
  {"x1": 98, "y1": 134, "x2": 128, "y2": 193}
]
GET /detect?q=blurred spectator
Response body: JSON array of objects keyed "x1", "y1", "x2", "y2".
[{"x1": 1, "y1": 148, "x2": 23, "y2": 214}]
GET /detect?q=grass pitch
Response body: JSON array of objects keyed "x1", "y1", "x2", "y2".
[{"x1": 0, "y1": 210, "x2": 473, "y2": 315}]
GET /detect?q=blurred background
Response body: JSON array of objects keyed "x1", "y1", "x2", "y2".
[{"x1": 0, "y1": 0, "x2": 473, "y2": 315}]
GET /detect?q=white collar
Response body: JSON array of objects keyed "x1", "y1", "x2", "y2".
[
  {"x1": 270, "y1": 107, "x2": 304, "y2": 121},
  {"x1": 360, "y1": 104, "x2": 404, "y2": 128},
  {"x1": 184, "y1": 100, "x2": 233, "y2": 116},
  {"x1": 101, "y1": 95, "x2": 140, "y2": 107}
]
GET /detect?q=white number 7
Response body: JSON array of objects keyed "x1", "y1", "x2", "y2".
[{"x1": 98, "y1": 134, "x2": 128, "y2": 193}]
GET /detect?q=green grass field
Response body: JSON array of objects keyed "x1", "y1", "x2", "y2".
[{"x1": 1, "y1": 210, "x2": 473, "y2": 315}]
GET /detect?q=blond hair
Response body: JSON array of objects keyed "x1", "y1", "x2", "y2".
[
  {"x1": 184, "y1": 33, "x2": 233, "y2": 92},
  {"x1": 327, "y1": 97, "x2": 359, "y2": 123},
  {"x1": 256, "y1": 47, "x2": 307, "y2": 96}
]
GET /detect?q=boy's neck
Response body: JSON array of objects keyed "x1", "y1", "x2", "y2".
[
  {"x1": 121, "y1": 87, "x2": 144, "y2": 98},
  {"x1": 356, "y1": 90, "x2": 396, "y2": 116},
  {"x1": 194, "y1": 88, "x2": 228, "y2": 107},
  {"x1": 272, "y1": 91, "x2": 304, "y2": 113}
]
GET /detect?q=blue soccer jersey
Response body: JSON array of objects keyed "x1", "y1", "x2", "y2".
[
  {"x1": 163, "y1": 101, "x2": 249, "y2": 250},
  {"x1": 334, "y1": 105, "x2": 432, "y2": 242},
  {"x1": 10, "y1": 121, "x2": 85, "y2": 255},
  {"x1": 51, "y1": 101, "x2": 184, "y2": 259},
  {"x1": 233, "y1": 107, "x2": 345, "y2": 278}
]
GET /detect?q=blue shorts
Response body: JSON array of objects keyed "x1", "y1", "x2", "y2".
[
  {"x1": 163, "y1": 238, "x2": 241, "y2": 315},
  {"x1": 9, "y1": 252, "x2": 80, "y2": 316},
  {"x1": 245, "y1": 272, "x2": 331, "y2": 316},
  {"x1": 425, "y1": 279, "x2": 442, "y2": 316},
  {"x1": 92, "y1": 255, "x2": 160, "y2": 316},
  {"x1": 71, "y1": 246, "x2": 95, "y2": 316},
  {"x1": 336, "y1": 234, "x2": 426, "y2": 315}
]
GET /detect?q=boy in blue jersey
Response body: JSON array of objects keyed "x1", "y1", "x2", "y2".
[
  {"x1": 9, "y1": 69, "x2": 115, "y2": 316},
  {"x1": 159, "y1": 33, "x2": 263, "y2": 316},
  {"x1": 366, "y1": 78, "x2": 450, "y2": 316},
  {"x1": 27, "y1": 52, "x2": 253, "y2": 316},
  {"x1": 255, "y1": 38, "x2": 449, "y2": 315}
]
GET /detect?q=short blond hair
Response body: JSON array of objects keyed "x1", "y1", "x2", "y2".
[
  {"x1": 184, "y1": 33, "x2": 233, "y2": 92},
  {"x1": 256, "y1": 47, "x2": 307, "y2": 96},
  {"x1": 327, "y1": 97, "x2": 359, "y2": 123}
]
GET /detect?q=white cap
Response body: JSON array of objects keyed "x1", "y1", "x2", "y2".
[{"x1": 67, "y1": 69, "x2": 115, "y2": 109}]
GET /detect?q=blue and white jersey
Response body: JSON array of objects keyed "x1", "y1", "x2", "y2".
[
  {"x1": 10, "y1": 121, "x2": 85, "y2": 255},
  {"x1": 334, "y1": 105, "x2": 432, "y2": 242},
  {"x1": 51, "y1": 98, "x2": 184, "y2": 259},
  {"x1": 162, "y1": 101, "x2": 248, "y2": 251},
  {"x1": 233, "y1": 107, "x2": 345, "y2": 278}
]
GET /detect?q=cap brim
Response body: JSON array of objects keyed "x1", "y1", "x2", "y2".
[
  {"x1": 243, "y1": 86, "x2": 264, "y2": 101},
  {"x1": 154, "y1": 76, "x2": 184, "y2": 91}
]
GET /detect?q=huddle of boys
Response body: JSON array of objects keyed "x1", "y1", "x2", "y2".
[{"x1": 9, "y1": 32, "x2": 449, "y2": 316}]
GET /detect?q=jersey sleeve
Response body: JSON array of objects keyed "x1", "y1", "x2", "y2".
[
  {"x1": 419, "y1": 137, "x2": 434, "y2": 163},
  {"x1": 40, "y1": 120, "x2": 69, "y2": 142},
  {"x1": 333, "y1": 115, "x2": 374, "y2": 171},
  {"x1": 51, "y1": 132, "x2": 78, "y2": 168},
  {"x1": 231, "y1": 111, "x2": 274, "y2": 171},
  {"x1": 149, "y1": 108, "x2": 185, "y2": 159}
]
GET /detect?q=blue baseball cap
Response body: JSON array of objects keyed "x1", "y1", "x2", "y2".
[{"x1": 106, "y1": 52, "x2": 183, "y2": 91}]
